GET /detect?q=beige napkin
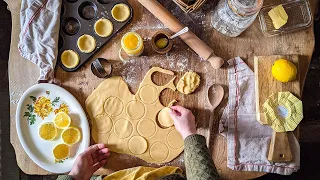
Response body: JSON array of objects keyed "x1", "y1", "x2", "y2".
[{"x1": 219, "y1": 57, "x2": 300, "y2": 175}]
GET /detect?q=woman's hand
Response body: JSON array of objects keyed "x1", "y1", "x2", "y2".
[
  {"x1": 169, "y1": 106, "x2": 197, "y2": 139},
  {"x1": 69, "y1": 144, "x2": 110, "y2": 180}
]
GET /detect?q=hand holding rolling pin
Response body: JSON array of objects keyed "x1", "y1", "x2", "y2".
[{"x1": 138, "y1": 0, "x2": 224, "y2": 69}]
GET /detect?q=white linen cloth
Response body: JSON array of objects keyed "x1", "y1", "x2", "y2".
[
  {"x1": 18, "y1": 0, "x2": 61, "y2": 82},
  {"x1": 220, "y1": 57, "x2": 300, "y2": 175}
]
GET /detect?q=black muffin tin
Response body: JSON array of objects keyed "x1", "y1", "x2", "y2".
[{"x1": 58, "y1": 0, "x2": 133, "y2": 72}]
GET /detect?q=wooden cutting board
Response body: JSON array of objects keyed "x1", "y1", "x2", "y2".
[
  {"x1": 254, "y1": 55, "x2": 300, "y2": 162},
  {"x1": 254, "y1": 55, "x2": 301, "y2": 125}
]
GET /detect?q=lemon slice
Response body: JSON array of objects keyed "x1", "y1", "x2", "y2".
[
  {"x1": 53, "y1": 143, "x2": 69, "y2": 161},
  {"x1": 62, "y1": 126, "x2": 81, "y2": 145},
  {"x1": 38, "y1": 122, "x2": 57, "y2": 140},
  {"x1": 61, "y1": 50, "x2": 80, "y2": 69},
  {"x1": 53, "y1": 112, "x2": 71, "y2": 129}
]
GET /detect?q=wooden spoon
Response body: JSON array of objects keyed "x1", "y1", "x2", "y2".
[{"x1": 207, "y1": 84, "x2": 224, "y2": 146}]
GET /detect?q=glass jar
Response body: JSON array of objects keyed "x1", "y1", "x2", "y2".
[
  {"x1": 211, "y1": 0, "x2": 264, "y2": 37},
  {"x1": 121, "y1": 32, "x2": 144, "y2": 56}
]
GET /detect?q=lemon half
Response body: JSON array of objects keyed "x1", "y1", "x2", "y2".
[
  {"x1": 53, "y1": 112, "x2": 71, "y2": 129},
  {"x1": 62, "y1": 126, "x2": 81, "y2": 145}
]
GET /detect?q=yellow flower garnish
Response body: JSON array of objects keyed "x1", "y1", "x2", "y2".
[
  {"x1": 54, "y1": 103, "x2": 69, "y2": 115},
  {"x1": 34, "y1": 96, "x2": 53, "y2": 119}
]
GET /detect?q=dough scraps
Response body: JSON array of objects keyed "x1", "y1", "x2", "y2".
[
  {"x1": 86, "y1": 67, "x2": 184, "y2": 163},
  {"x1": 176, "y1": 72, "x2": 200, "y2": 95},
  {"x1": 77, "y1": 34, "x2": 96, "y2": 53},
  {"x1": 61, "y1": 50, "x2": 80, "y2": 68},
  {"x1": 111, "y1": 3, "x2": 130, "y2": 22},
  {"x1": 94, "y1": 18, "x2": 113, "y2": 37}
]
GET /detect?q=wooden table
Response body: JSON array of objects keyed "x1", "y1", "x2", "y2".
[{"x1": 7, "y1": 0, "x2": 316, "y2": 179}]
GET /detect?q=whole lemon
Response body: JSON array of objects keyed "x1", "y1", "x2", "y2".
[{"x1": 272, "y1": 59, "x2": 297, "y2": 82}]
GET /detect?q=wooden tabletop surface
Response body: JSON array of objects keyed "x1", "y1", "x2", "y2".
[{"x1": 7, "y1": 0, "x2": 316, "y2": 179}]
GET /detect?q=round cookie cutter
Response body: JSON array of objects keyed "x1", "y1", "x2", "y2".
[
  {"x1": 151, "y1": 30, "x2": 174, "y2": 54},
  {"x1": 91, "y1": 58, "x2": 112, "y2": 78}
]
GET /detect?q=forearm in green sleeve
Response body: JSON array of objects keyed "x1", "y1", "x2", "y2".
[
  {"x1": 57, "y1": 175, "x2": 74, "y2": 180},
  {"x1": 184, "y1": 134, "x2": 220, "y2": 180}
]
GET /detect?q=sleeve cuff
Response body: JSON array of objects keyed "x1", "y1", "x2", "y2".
[
  {"x1": 184, "y1": 134, "x2": 206, "y2": 146},
  {"x1": 57, "y1": 175, "x2": 74, "y2": 180}
]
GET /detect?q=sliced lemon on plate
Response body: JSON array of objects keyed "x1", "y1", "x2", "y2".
[
  {"x1": 53, "y1": 112, "x2": 71, "y2": 129},
  {"x1": 62, "y1": 126, "x2": 81, "y2": 145},
  {"x1": 53, "y1": 143, "x2": 70, "y2": 161},
  {"x1": 38, "y1": 122, "x2": 57, "y2": 140}
]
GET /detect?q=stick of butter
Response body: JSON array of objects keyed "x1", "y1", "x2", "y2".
[{"x1": 268, "y1": 5, "x2": 288, "y2": 30}]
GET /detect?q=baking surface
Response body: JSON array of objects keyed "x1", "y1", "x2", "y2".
[
  {"x1": 7, "y1": 0, "x2": 316, "y2": 179},
  {"x1": 254, "y1": 55, "x2": 301, "y2": 125}
]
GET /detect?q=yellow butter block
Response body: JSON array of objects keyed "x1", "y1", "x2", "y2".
[{"x1": 268, "y1": 5, "x2": 288, "y2": 29}]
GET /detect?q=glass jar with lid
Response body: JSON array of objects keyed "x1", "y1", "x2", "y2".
[{"x1": 211, "y1": 0, "x2": 264, "y2": 37}]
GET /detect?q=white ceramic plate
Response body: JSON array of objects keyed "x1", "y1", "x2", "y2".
[{"x1": 16, "y1": 83, "x2": 90, "y2": 173}]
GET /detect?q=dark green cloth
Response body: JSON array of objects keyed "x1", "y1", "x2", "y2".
[{"x1": 57, "y1": 134, "x2": 220, "y2": 180}]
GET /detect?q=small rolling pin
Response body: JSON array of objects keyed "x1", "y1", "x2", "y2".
[{"x1": 138, "y1": 0, "x2": 224, "y2": 69}]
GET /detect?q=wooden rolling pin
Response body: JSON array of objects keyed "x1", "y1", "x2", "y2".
[{"x1": 138, "y1": 0, "x2": 224, "y2": 69}]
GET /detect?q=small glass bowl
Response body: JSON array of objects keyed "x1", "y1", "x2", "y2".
[{"x1": 259, "y1": 0, "x2": 312, "y2": 37}]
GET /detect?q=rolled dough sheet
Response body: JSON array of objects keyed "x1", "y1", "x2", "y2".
[{"x1": 86, "y1": 67, "x2": 184, "y2": 164}]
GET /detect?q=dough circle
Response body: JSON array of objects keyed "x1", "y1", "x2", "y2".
[
  {"x1": 128, "y1": 136, "x2": 148, "y2": 155},
  {"x1": 150, "y1": 142, "x2": 169, "y2": 162},
  {"x1": 167, "y1": 129, "x2": 184, "y2": 149},
  {"x1": 108, "y1": 133, "x2": 128, "y2": 151},
  {"x1": 93, "y1": 114, "x2": 113, "y2": 134},
  {"x1": 111, "y1": 3, "x2": 130, "y2": 22},
  {"x1": 139, "y1": 85, "x2": 158, "y2": 104},
  {"x1": 77, "y1": 34, "x2": 96, "y2": 53},
  {"x1": 126, "y1": 100, "x2": 145, "y2": 120},
  {"x1": 94, "y1": 18, "x2": 113, "y2": 37},
  {"x1": 104, "y1": 97, "x2": 124, "y2": 117},
  {"x1": 177, "y1": 72, "x2": 200, "y2": 95},
  {"x1": 137, "y1": 118, "x2": 156, "y2": 138},
  {"x1": 157, "y1": 107, "x2": 174, "y2": 128},
  {"x1": 114, "y1": 119, "x2": 133, "y2": 139},
  {"x1": 61, "y1": 50, "x2": 80, "y2": 68}
]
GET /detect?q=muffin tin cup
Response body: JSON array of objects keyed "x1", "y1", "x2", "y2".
[{"x1": 58, "y1": 0, "x2": 133, "y2": 72}]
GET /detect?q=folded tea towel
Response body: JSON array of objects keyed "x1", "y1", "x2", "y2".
[
  {"x1": 18, "y1": 0, "x2": 61, "y2": 82},
  {"x1": 220, "y1": 57, "x2": 300, "y2": 175}
]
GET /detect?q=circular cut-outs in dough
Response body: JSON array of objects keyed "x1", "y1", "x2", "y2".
[
  {"x1": 93, "y1": 114, "x2": 113, "y2": 134},
  {"x1": 94, "y1": 18, "x2": 113, "y2": 37},
  {"x1": 157, "y1": 107, "x2": 174, "y2": 128},
  {"x1": 137, "y1": 118, "x2": 156, "y2": 138},
  {"x1": 92, "y1": 129, "x2": 109, "y2": 144},
  {"x1": 114, "y1": 119, "x2": 133, "y2": 139},
  {"x1": 139, "y1": 85, "x2": 158, "y2": 104},
  {"x1": 61, "y1": 50, "x2": 80, "y2": 68},
  {"x1": 150, "y1": 142, "x2": 169, "y2": 162},
  {"x1": 167, "y1": 129, "x2": 184, "y2": 149},
  {"x1": 104, "y1": 97, "x2": 124, "y2": 117},
  {"x1": 126, "y1": 100, "x2": 145, "y2": 120},
  {"x1": 128, "y1": 136, "x2": 148, "y2": 155},
  {"x1": 77, "y1": 34, "x2": 96, "y2": 53},
  {"x1": 111, "y1": 3, "x2": 130, "y2": 22},
  {"x1": 108, "y1": 133, "x2": 128, "y2": 151}
]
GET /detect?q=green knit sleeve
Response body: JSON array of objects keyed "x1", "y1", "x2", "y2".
[
  {"x1": 184, "y1": 134, "x2": 220, "y2": 180},
  {"x1": 56, "y1": 175, "x2": 73, "y2": 180}
]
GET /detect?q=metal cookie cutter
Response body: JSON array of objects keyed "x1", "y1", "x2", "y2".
[{"x1": 91, "y1": 58, "x2": 112, "y2": 78}]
